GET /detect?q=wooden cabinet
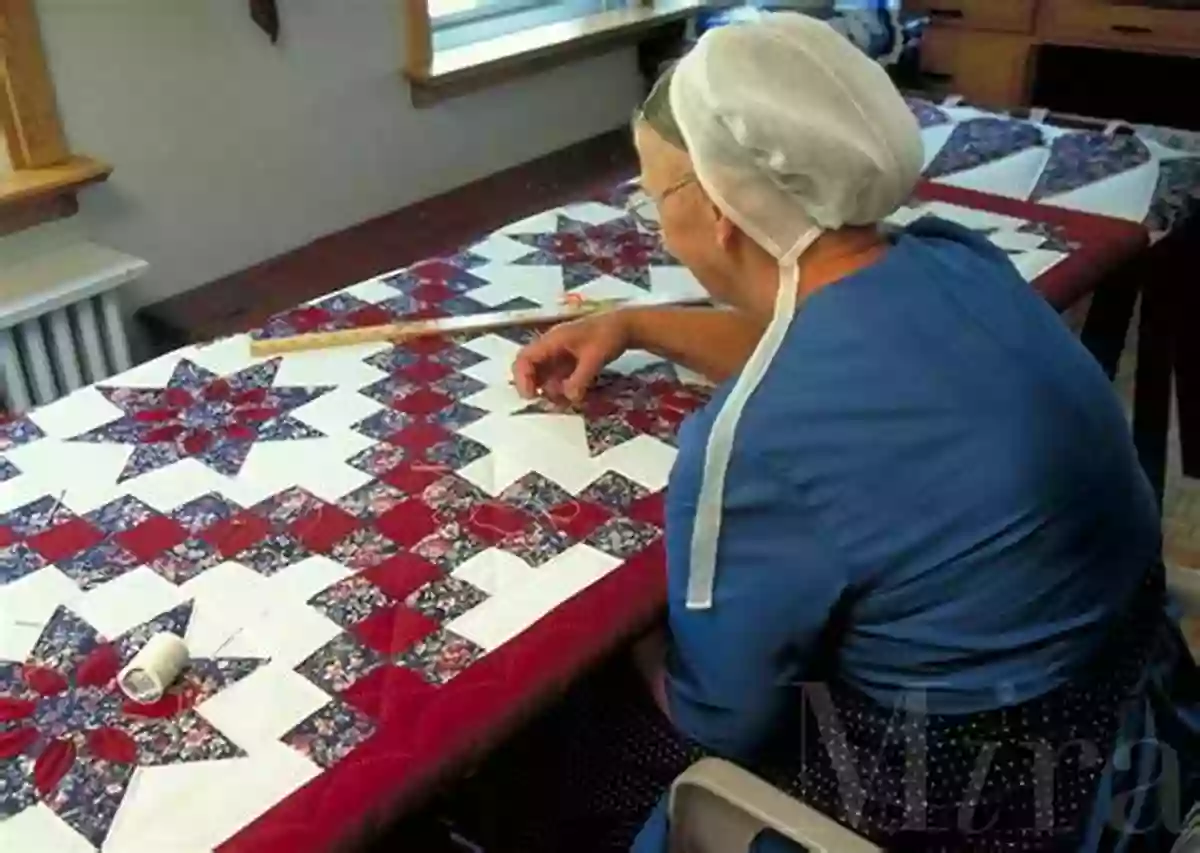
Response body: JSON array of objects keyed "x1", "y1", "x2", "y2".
[
  {"x1": 919, "y1": 28, "x2": 1035, "y2": 108},
  {"x1": 906, "y1": 0, "x2": 1200, "y2": 108},
  {"x1": 1039, "y1": 0, "x2": 1200, "y2": 55},
  {"x1": 908, "y1": 0, "x2": 1038, "y2": 34}
]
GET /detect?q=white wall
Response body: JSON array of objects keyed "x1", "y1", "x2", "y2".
[{"x1": 23, "y1": 0, "x2": 642, "y2": 307}]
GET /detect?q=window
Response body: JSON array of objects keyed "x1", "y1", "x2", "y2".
[
  {"x1": 430, "y1": 0, "x2": 606, "y2": 51},
  {"x1": 405, "y1": 0, "x2": 700, "y2": 104},
  {"x1": 430, "y1": 0, "x2": 556, "y2": 27},
  {"x1": 0, "y1": 0, "x2": 109, "y2": 234}
]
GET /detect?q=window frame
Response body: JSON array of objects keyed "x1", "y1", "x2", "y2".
[
  {"x1": 0, "y1": 0, "x2": 109, "y2": 236},
  {"x1": 0, "y1": 0, "x2": 69, "y2": 171}
]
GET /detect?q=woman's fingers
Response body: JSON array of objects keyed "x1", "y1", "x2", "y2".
[
  {"x1": 512, "y1": 354, "x2": 539, "y2": 399},
  {"x1": 563, "y1": 344, "x2": 607, "y2": 403},
  {"x1": 512, "y1": 316, "x2": 619, "y2": 402},
  {"x1": 513, "y1": 334, "x2": 579, "y2": 399},
  {"x1": 512, "y1": 334, "x2": 559, "y2": 398}
]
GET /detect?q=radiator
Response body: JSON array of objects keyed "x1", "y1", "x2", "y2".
[
  {"x1": 1, "y1": 241, "x2": 147, "y2": 415},
  {"x1": 1, "y1": 292, "x2": 132, "y2": 412}
]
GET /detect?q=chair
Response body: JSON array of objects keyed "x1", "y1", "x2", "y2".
[
  {"x1": 1175, "y1": 801, "x2": 1200, "y2": 852},
  {"x1": 667, "y1": 758, "x2": 882, "y2": 853}
]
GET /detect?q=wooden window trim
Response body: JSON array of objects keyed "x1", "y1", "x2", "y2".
[
  {"x1": 0, "y1": 0, "x2": 110, "y2": 235},
  {"x1": 402, "y1": 0, "x2": 708, "y2": 105}
]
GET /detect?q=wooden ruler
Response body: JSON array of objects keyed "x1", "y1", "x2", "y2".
[{"x1": 247, "y1": 296, "x2": 707, "y2": 357}]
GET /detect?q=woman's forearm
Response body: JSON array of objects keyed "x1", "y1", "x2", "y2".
[{"x1": 621, "y1": 307, "x2": 765, "y2": 384}]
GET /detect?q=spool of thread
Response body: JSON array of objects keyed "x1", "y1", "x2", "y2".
[{"x1": 117, "y1": 632, "x2": 189, "y2": 704}]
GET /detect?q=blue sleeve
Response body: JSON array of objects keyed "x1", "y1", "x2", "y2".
[{"x1": 664, "y1": 457, "x2": 848, "y2": 762}]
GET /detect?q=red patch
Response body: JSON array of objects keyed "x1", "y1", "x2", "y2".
[
  {"x1": 285, "y1": 306, "x2": 334, "y2": 333},
  {"x1": 410, "y1": 260, "x2": 461, "y2": 282},
  {"x1": 27, "y1": 518, "x2": 104, "y2": 563},
  {"x1": 22, "y1": 665, "x2": 68, "y2": 697},
  {"x1": 347, "y1": 304, "x2": 395, "y2": 328},
  {"x1": 163, "y1": 387, "x2": 195, "y2": 408},
  {"x1": 341, "y1": 664, "x2": 435, "y2": 721},
  {"x1": 117, "y1": 515, "x2": 187, "y2": 563},
  {"x1": 581, "y1": 397, "x2": 620, "y2": 418},
  {"x1": 362, "y1": 553, "x2": 442, "y2": 601},
  {"x1": 625, "y1": 409, "x2": 669, "y2": 437},
  {"x1": 144, "y1": 424, "x2": 186, "y2": 443},
  {"x1": 236, "y1": 407, "x2": 278, "y2": 424},
  {"x1": 0, "y1": 526, "x2": 16, "y2": 547},
  {"x1": 0, "y1": 696, "x2": 37, "y2": 722},
  {"x1": 394, "y1": 389, "x2": 453, "y2": 416},
  {"x1": 402, "y1": 335, "x2": 451, "y2": 357},
  {"x1": 410, "y1": 282, "x2": 457, "y2": 304},
  {"x1": 87, "y1": 727, "x2": 138, "y2": 764},
  {"x1": 233, "y1": 387, "x2": 269, "y2": 406},
  {"x1": 123, "y1": 689, "x2": 189, "y2": 719},
  {"x1": 33, "y1": 737, "x2": 77, "y2": 796},
  {"x1": 374, "y1": 500, "x2": 440, "y2": 548},
  {"x1": 292, "y1": 505, "x2": 361, "y2": 554},
  {"x1": 387, "y1": 422, "x2": 450, "y2": 455},
  {"x1": 75, "y1": 643, "x2": 121, "y2": 689},
  {"x1": 226, "y1": 423, "x2": 256, "y2": 442},
  {"x1": 546, "y1": 500, "x2": 612, "y2": 540},
  {"x1": 627, "y1": 493, "x2": 665, "y2": 528},
  {"x1": 0, "y1": 726, "x2": 37, "y2": 759},
  {"x1": 182, "y1": 429, "x2": 214, "y2": 454},
  {"x1": 351, "y1": 605, "x2": 439, "y2": 657},
  {"x1": 380, "y1": 460, "x2": 446, "y2": 495},
  {"x1": 134, "y1": 408, "x2": 180, "y2": 424},
  {"x1": 204, "y1": 379, "x2": 233, "y2": 401},
  {"x1": 202, "y1": 512, "x2": 271, "y2": 558}
]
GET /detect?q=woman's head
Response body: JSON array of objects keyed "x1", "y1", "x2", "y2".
[
  {"x1": 632, "y1": 14, "x2": 924, "y2": 308},
  {"x1": 634, "y1": 65, "x2": 748, "y2": 306}
]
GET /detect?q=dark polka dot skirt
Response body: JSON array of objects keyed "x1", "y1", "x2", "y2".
[{"x1": 478, "y1": 565, "x2": 1173, "y2": 853}]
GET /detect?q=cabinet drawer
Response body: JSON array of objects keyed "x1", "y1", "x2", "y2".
[
  {"x1": 920, "y1": 28, "x2": 1034, "y2": 108},
  {"x1": 909, "y1": 0, "x2": 1037, "y2": 33},
  {"x1": 1039, "y1": 0, "x2": 1200, "y2": 55}
]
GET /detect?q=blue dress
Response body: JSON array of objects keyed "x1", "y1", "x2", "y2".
[{"x1": 632, "y1": 218, "x2": 1200, "y2": 852}]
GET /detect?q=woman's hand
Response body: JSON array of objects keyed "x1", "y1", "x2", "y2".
[{"x1": 512, "y1": 310, "x2": 631, "y2": 404}]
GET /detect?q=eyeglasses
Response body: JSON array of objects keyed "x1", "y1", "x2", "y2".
[{"x1": 624, "y1": 173, "x2": 697, "y2": 221}]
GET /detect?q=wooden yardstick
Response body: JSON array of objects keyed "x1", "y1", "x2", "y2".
[{"x1": 247, "y1": 296, "x2": 704, "y2": 358}]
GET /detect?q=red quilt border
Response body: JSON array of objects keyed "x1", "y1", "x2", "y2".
[{"x1": 911, "y1": 182, "x2": 1149, "y2": 309}]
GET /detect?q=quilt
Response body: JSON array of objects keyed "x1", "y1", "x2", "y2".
[
  {"x1": 0, "y1": 184, "x2": 1146, "y2": 852},
  {"x1": 910, "y1": 96, "x2": 1200, "y2": 240}
]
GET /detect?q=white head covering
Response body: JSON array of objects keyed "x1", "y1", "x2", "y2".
[{"x1": 668, "y1": 13, "x2": 924, "y2": 609}]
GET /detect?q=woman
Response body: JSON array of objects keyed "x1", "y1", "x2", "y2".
[{"x1": 510, "y1": 14, "x2": 1199, "y2": 852}]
